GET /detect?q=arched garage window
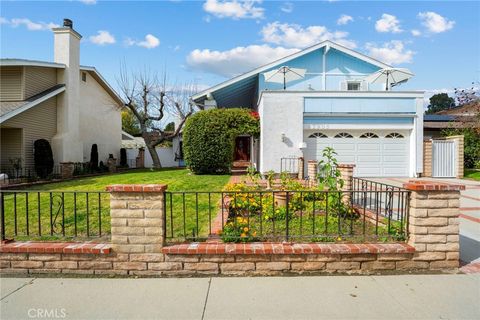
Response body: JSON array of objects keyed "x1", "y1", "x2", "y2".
[
  {"x1": 334, "y1": 132, "x2": 353, "y2": 138},
  {"x1": 385, "y1": 132, "x2": 404, "y2": 139},
  {"x1": 308, "y1": 132, "x2": 328, "y2": 138},
  {"x1": 360, "y1": 132, "x2": 379, "y2": 138}
]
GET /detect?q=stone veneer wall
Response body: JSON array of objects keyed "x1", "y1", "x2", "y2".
[{"x1": 0, "y1": 181, "x2": 465, "y2": 276}]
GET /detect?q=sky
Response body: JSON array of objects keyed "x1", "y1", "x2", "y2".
[{"x1": 1, "y1": 0, "x2": 479, "y2": 104}]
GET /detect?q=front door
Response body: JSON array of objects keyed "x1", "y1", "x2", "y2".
[{"x1": 234, "y1": 136, "x2": 250, "y2": 161}]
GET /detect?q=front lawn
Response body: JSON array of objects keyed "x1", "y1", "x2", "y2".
[
  {"x1": 2, "y1": 169, "x2": 230, "y2": 240},
  {"x1": 465, "y1": 169, "x2": 480, "y2": 181}
]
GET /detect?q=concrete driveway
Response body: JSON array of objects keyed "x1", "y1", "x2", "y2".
[{"x1": 372, "y1": 177, "x2": 480, "y2": 266}]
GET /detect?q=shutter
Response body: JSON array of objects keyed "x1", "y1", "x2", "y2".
[
  {"x1": 340, "y1": 81, "x2": 347, "y2": 91},
  {"x1": 361, "y1": 81, "x2": 369, "y2": 91}
]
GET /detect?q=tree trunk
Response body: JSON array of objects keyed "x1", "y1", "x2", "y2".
[{"x1": 146, "y1": 144, "x2": 162, "y2": 169}]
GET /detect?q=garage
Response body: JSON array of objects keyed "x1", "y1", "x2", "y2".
[{"x1": 305, "y1": 130, "x2": 410, "y2": 177}]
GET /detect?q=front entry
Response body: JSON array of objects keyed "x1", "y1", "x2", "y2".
[{"x1": 234, "y1": 136, "x2": 250, "y2": 161}]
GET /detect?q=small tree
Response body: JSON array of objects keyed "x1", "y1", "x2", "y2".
[
  {"x1": 454, "y1": 82, "x2": 479, "y2": 106},
  {"x1": 33, "y1": 139, "x2": 54, "y2": 179},
  {"x1": 117, "y1": 66, "x2": 195, "y2": 168},
  {"x1": 426, "y1": 93, "x2": 455, "y2": 114},
  {"x1": 90, "y1": 144, "x2": 99, "y2": 171}
]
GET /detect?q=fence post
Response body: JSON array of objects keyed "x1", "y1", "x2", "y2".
[
  {"x1": 422, "y1": 140, "x2": 432, "y2": 177},
  {"x1": 106, "y1": 184, "x2": 167, "y2": 253},
  {"x1": 403, "y1": 181, "x2": 464, "y2": 269},
  {"x1": 297, "y1": 157, "x2": 304, "y2": 180},
  {"x1": 0, "y1": 192, "x2": 5, "y2": 241}
]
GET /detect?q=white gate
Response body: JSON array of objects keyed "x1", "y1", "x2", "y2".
[{"x1": 432, "y1": 140, "x2": 457, "y2": 178}]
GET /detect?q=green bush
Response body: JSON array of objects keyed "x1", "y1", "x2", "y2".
[
  {"x1": 183, "y1": 108, "x2": 259, "y2": 174},
  {"x1": 442, "y1": 127, "x2": 480, "y2": 169}
]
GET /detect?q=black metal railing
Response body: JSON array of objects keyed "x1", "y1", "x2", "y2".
[
  {"x1": 0, "y1": 166, "x2": 62, "y2": 185},
  {"x1": 0, "y1": 190, "x2": 110, "y2": 241},
  {"x1": 164, "y1": 188, "x2": 409, "y2": 243},
  {"x1": 280, "y1": 157, "x2": 301, "y2": 174}
]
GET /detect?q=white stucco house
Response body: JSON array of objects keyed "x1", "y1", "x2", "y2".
[
  {"x1": 0, "y1": 19, "x2": 123, "y2": 171},
  {"x1": 192, "y1": 40, "x2": 424, "y2": 177}
]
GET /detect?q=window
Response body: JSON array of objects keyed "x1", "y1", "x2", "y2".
[
  {"x1": 334, "y1": 132, "x2": 353, "y2": 138},
  {"x1": 385, "y1": 132, "x2": 404, "y2": 139},
  {"x1": 360, "y1": 132, "x2": 379, "y2": 138},
  {"x1": 308, "y1": 132, "x2": 328, "y2": 138},
  {"x1": 347, "y1": 82, "x2": 361, "y2": 91},
  {"x1": 81, "y1": 72, "x2": 87, "y2": 82}
]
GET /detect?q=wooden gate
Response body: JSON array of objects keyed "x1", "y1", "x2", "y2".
[{"x1": 432, "y1": 140, "x2": 457, "y2": 178}]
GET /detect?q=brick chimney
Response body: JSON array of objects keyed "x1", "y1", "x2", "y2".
[{"x1": 51, "y1": 19, "x2": 83, "y2": 163}]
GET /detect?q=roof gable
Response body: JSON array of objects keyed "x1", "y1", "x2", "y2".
[{"x1": 192, "y1": 40, "x2": 391, "y2": 103}]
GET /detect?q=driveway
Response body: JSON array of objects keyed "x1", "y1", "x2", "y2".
[{"x1": 372, "y1": 177, "x2": 480, "y2": 266}]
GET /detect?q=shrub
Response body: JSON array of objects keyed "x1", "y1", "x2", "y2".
[
  {"x1": 120, "y1": 148, "x2": 128, "y2": 167},
  {"x1": 442, "y1": 127, "x2": 480, "y2": 169},
  {"x1": 183, "y1": 108, "x2": 259, "y2": 174},
  {"x1": 33, "y1": 139, "x2": 54, "y2": 179},
  {"x1": 90, "y1": 144, "x2": 99, "y2": 171}
]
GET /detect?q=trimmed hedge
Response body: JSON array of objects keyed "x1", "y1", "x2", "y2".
[
  {"x1": 183, "y1": 108, "x2": 259, "y2": 174},
  {"x1": 33, "y1": 139, "x2": 54, "y2": 179}
]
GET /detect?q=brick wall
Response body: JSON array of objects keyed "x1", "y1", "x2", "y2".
[
  {"x1": 423, "y1": 140, "x2": 433, "y2": 177},
  {"x1": 0, "y1": 181, "x2": 465, "y2": 276}
]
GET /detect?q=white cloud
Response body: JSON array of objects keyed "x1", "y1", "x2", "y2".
[
  {"x1": 125, "y1": 34, "x2": 160, "y2": 49},
  {"x1": 280, "y1": 2, "x2": 293, "y2": 13},
  {"x1": 3, "y1": 17, "x2": 59, "y2": 31},
  {"x1": 89, "y1": 30, "x2": 115, "y2": 45},
  {"x1": 337, "y1": 14, "x2": 353, "y2": 25},
  {"x1": 375, "y1": 14, "x2": 402, "y2": 33},
  {"x1": 203, "y1": 0, "x2": 264, "y2": 20},
  {"x1": 411, "y1": 29, "x2": 421, "y2": 37},
  {"x1": 79, "y1": 0, "x2": 97, "y2": 4},
  {"x1": 186, "y1": 44, "x2": 299, "y2": 77},
  {"x1": 418, "y1": 11, "x2": 455, "y2": 33},
  {"x1": 365, "y1": 40, "x2": 414, "y2": 65},
  {"x1": 261, "y1": 21, "x2": 356, "y2": 49}
]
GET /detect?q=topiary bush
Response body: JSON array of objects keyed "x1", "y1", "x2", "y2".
[
  {"x1": 33, "y1": 139, "x2": 54, "y2": 179},
  {"x1": 90, "y1": 144, "x2": 99, "y2": 171},
  {"x1": 120, "y1": 148, "x2": 128, "y2": 167},
  {"x1": 183, "y1": 108, "x2": 259, "y2": 174}
]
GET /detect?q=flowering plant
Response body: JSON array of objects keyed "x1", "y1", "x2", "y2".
[{"x1": 221, "y1": 217, "x2": 258, "y2": 243}]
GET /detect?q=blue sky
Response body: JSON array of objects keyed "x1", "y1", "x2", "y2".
[{"x1": 1, "y1": 0, "x2": 479, "y2": 102}]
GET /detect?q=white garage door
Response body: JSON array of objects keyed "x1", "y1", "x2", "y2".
[{"x1": 305, "y1": 130, "x2": 410, "y2": 177}]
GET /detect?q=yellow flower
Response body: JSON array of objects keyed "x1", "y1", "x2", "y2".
[
  {"x1": 240, "y1": 233, "x2": 247, "y2": 238},
  {"x1": 337, "y1": 236, "x2": 342, "y2": 241},
  {"x1": 252, "y1": 231, "x2": 257, "y2": 236},
  {"x1": 243, "y1": 227, "x2": 249, "y2": 232}
]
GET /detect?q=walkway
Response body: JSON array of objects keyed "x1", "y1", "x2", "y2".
[{"x1": 1, "y1": 275, "x2": 479, "y2": 319}]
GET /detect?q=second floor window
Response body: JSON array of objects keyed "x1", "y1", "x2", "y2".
[{"x1": 347, "y1": 82, "x2": 361, "y2": 91}]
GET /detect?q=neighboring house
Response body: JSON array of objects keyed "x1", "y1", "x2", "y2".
[
  {"x1": 192, "y1": 41, "x2": 424, "y2": 177},
  {"x1": 0, "y1": 19, "x2": 123, "y2": 172},
  {"x1": 121, "y1": 131, "x2": 184, "y2": 168},
  {"x1": 424, "y1": 101, "x2": 480, "y2": 138}
]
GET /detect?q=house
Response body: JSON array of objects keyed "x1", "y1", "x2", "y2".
[
  {"x1": 424, "y1": 101, "x2": 480, "y2": 138},
  {"x1": 121, "y1": 131, "x2": 184, "y2": 168},
  {"x1": 0, "y1": 19, "x2": 123, "y2": 173},
  {"x1": 191, "y1": 41, "x2": 424, "y2": 177}
]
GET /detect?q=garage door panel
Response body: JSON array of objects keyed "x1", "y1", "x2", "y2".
[{"x1": 306, "y1": 130, "x2": 410, "y2": 177}]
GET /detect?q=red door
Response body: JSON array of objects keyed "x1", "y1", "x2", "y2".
[{"x1": 234, "y1": 137, "x2": 250, "y2": 161}]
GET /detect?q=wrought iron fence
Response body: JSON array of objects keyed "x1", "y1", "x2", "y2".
[
  {"x1": 164, "y1": 188, "x2": 409, "y2": 243},
  {"x1": 0, "y1": 190, "x2": 110, "y2": 241},
  {"x1": 0, "y1": 166, "x2": 62, "y2": 185},
  {"x1": 280, "y1": 157, "x2": 301, "y2": 174}
]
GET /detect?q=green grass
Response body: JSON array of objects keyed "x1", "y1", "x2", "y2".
[
  {"x1": 3, "y1": 169, "x2": 230, "y2": 241},
  {"x1": 465, "y1": 169, "x2": 480, "y2": 181}
]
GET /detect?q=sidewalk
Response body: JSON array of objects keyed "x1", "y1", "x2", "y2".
[{"x1": 1, "y1": 275, "x2": 479, "y2": 319}]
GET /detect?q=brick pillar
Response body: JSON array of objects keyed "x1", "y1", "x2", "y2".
[
  {"x1": 106, "y1": 184, "x2": 167, "y2": 253},
  {"x1": 297, "y1": 157, "x2": 304, "y2": 180},
  {"x1": 107, "y1": 157, "x2": 117, "y2": 173},
  {"x1": 307, "y1": 160, "x2": 317, "y2": 186},
  {"x1": 403, "y1": 181, "x2": 464, "y2": 269},
  {"x1": 60, "y1": 162, "x2": 74, "y2": 179},
  {"x1": 422, "y1": 140, "x2": 432, "y2": 177},
  {"x1": 337, "y1": 164, "x2": 355, "y2": 190}
]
